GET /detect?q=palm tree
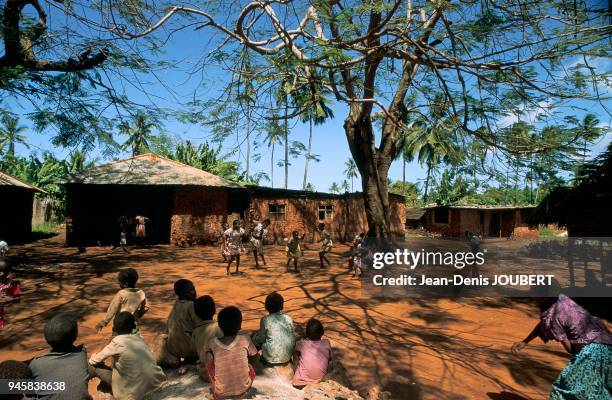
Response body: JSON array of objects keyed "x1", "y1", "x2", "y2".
[
  {"x1": 329, "y1": 182, "x2": 340, "y2": 193},
  {"x1": 402, "y1": 118, "x2": 460, "y2": 203},
  {"x1": 0, "y1": 114, "x2": 29, "y2": 157},
  {"x1": 264, "y1": 119, "x2": 284, "y2": 188},
  {"x1": 119, "y1": 112, "x2": 158, "y2": 156},
  {"x1": 343, "y1": 158, "x2": 358, "y2": 192},
  {"x1": 395, "y1": 120, "x2": 425, "y2": 187},
  {"x1": 565, "y1": 113, "x2": 604, "y2": 179},
  {"x1": 292, "y1": 77, "x2": 334, "y2": 189},
  {"x1": 341, "y1": 180, "x2": 350, "y2": 193}
]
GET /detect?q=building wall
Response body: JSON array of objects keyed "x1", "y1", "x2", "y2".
[
  {"x1": 249, "y1": 195, "x2": 405, "y2": 243},
  {"x1": 171, "y1": 186, "x2": 228, "y2": 246},
  {"x1": 0, "y1": 187, "x2": 34, "y2": 240}
]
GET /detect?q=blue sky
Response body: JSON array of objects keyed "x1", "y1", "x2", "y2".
[{"x1": 4, "y1": 5, "x2": 611, "y2": 193}]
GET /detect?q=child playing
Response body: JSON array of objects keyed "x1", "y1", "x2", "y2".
[
  {"x1": 29, "y1": 314, "x2": 90, "y2": 399},
  {"x1": 192, "y1": 295, "x2": 223, "y2": 379},
  {"x1": 206, "y1": 306, "x2": 257, "y2": 399},
  {"x1": 250, "y1": 219, "x2": 271, "y2": 268},
  {"x1": 348, "y1": 232, "x2": 365, "y2": 271},
  {"x1": 219, "y1": 222, "x2": 230, "y2": 262},
  {"x1": 285, "y1": 231, "x2": 304, "y2": 272},
  {"x1": 89, "y1": 312, "x2": 166, "y2": 400},
  {"x1": 252, "y1": 292, "x2": 295, "y2": 365},
  {"x1": 166, "y1": 279, "x2": 200, "y2": 363},
  {"x1": 317, "y1": 223, "x2": 333, "y2": 268},
  {"x1": 0, "y1": 259, "x2": 21, "y2": 329},
  {"x1": 293, "y1": 318, "x2": 332, "y2": 387},
  {"x1": 95, "y1": 268, "x2": 148, "y2": 332},
  {"x1": 224, "y1": 220, "x2": 245, "y2": 275}
]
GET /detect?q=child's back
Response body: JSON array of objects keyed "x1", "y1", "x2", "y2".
[
  {"x1": 206, "y1": 306, "x2": 257, "y2": 399},
  {"x1": 89, "y1": 312, "x2": 166, "y2": 400},
  {"x1": 29, "y1": 314, "x2": 90, "y2": 400},
  {"x1": 252, "y1": 293, "x2": 295, "y2": 364},
  {"x1": 192, "y1": 296, "x2": 223, "y2": 371},
  {"x1": 166, "y1": 280, "x2": 199, "y2": 360},
  {"x1": 97, "y1": 269, "x2": 147, "y2": 332},
  {"x1": 293, "y1": 318, "x2": 331, "y2": 386}
]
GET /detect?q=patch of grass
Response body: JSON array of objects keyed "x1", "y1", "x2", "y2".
[
  {"x1": 32, "y1": 221, "x2": 60, "y2": 234},
  {"x1": 538, "y1": 225, "x2": 554, "y2": 237}
]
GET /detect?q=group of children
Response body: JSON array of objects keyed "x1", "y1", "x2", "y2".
[
  {"x1": 0, "y1": 267, "x2": 333, "y2": 400},
  {"x1": 220, "y1": 220, "x2": 339, "y2": 274}
]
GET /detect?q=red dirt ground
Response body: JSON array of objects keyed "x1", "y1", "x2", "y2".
[{"x1": 0, "y1": 234, "x2": 596, "y2": 400}]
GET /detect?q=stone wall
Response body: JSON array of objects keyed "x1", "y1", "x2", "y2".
[{"x1": 171, "y1": 187, "x2": 228, "y2": 246}]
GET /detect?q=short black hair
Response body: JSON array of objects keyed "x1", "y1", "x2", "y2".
[
  {"x1": 113, "y1": 312, "x2": 136, "y2": 335},
  {"x1": 265, "y1": 292, "x2": 284, "y2": 314},
  {"x1": 118, "y1": 268, "x2": 138, "y2": 288},
  {"x1": 174, "y1": 279, "x2": 195, "y2": 299},
  {"x1": 0, "y1": 256, "x2": 11, "y2": 274},
  {"x1": 44, "y1": 314, "x2": 78, "y2": 350},
  {"x1": 217, "y1": 306, "x2": 242, "y2": 336},
  {"x1": 194, "y1": 295, "x2": 216, "y2": 321},
  {"x1": 0, "y1": 360, "x2": 32, "y2": 379},
  {"x1": 262, "y1": 219, "x2": 271, "y2": 225},
  {"x1": 318, "y1": 223, "x2": 326, "y2": 231},
  {"x1": 306, "y1": 318, "x2": 324, "y2": 340}
]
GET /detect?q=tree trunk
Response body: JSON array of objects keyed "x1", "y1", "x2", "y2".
[
  {"x1": 424, "y1": 164, "x2": 432, "y2": 203},
  {"x1": 271, "y1": 144, "x2": 275, "y2": 188},
  {"x1": 284, "y1": 98, "x2": 289, "y2": 189},
  {"x1": 344, "y1": 110, "x2": 393, "y2": 238},
  {"x1": 303, "y1": 118, "x2": 313, "y2": 189}
]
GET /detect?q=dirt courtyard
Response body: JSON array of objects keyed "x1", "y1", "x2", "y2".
[{"x1": 0, "y1": 234, "x2": 602, "y2": 400}]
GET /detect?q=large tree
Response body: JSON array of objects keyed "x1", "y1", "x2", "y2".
[{"x1": 23, "y1": 1, "x2": 612, "y2": 236}]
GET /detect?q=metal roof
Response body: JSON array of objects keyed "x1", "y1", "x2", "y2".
[{"x1": 60, "y1": 153, "x2": 243, "y2": 188}]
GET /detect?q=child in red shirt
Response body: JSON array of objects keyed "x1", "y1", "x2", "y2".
[{"x1": 0, "y1": 257, "x2": 22, "y2": 329}]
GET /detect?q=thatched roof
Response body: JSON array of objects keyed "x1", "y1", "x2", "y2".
[
  {"x1": 61, "y1": 153, "x2": 243, "y2": 188},
  {"x1": 0, "y1": 171, "x2": 46, "y2": 193},
  {"x1": 406, "y1": 207, "x2": 426, "y2": 220}
]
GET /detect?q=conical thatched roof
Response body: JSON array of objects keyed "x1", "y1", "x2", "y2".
[{"x1": 61, "y1": 153, "x2": 243, "y2": 188}]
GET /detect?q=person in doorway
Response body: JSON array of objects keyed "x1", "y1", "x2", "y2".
[{"x1": 134, "y1": 215, "x2": 149, "y2": 246}]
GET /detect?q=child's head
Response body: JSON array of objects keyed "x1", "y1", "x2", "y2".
[
  {"x1": 113, "y1": 311, "x2": 136, "y2": 335},
  {"x1": 305, "y1": 318, "x2": 324, "y2": 340},
  {"x1": 0, "y1": 360, "x2": 32, "y2": 400},
  {"x1": 194, "y1": 295, "x2": 216, "y2": 321},
  {"x1": 222, "y1": 222, "x2": 230, "y2": 230},
  {"x1": 44, "y1": 314, "x2": 78, "y2": 352},
  {"x1": 232, "y1": 219, "x2": 240, "y2": 230},
  {"x1": 118, "y1": 268, "x2": 138, "y2": 288},
  {"x1": 0, "y1": 240, "x2": 8, "y2": 256},
  {"x1": 265, "y1": 292, "x2": 284, "y2": 314},
  {"x1": 292, "y1": 230, "x2": 300, "y2": 239},
  {"x1": 174, "y1": 279, "x2": 196, "y2": 301},
  {"x1": 0, "y1": 258, "x2": 11, "y2": 279},
  {"x1": 262, "y1": 219, "x2": 271, "y2": 228},
  {"x1": 318, "y1": 223, "x2": 326, "y2": 232},
  {"x1": 217, "y1": 306, "x2": 242, "y2": 337}
]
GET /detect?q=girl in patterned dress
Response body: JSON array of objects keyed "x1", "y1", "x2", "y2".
[
  {"x1": 0, "y1": 258, "x2": 21, "y2": 329},
  {"x1": 224, "y1": 220, "x2": 245, "y2": 275}
]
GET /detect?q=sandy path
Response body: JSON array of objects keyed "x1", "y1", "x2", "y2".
[{"x1": 0, "y1": 235, "x2": 587, "y2": 399}]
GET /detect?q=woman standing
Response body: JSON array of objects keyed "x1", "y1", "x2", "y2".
[
  {"x1": 512, "y1": 295, "x2": 612, "y2": 399},
  {"x1": 134, "y1": 215, "x2": 149, "y2": 246}
]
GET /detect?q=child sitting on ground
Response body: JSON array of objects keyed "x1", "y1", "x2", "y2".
[
  {"x1": 192, "y1": 295, "x2": 223, "y2": 379},
  {"x1": 165, "y1": 279, "x2": 200, "y2": 364},
  {"x1": 0, "y1": 259, "x2": 21, "y2": 329},
  {"x1": 252, "y1": 292, "x2": 295, "y2": 365},
  {"x1": 285, "y1": 231, "x2": 304, "y2": 272},
  {"x1": 206, "y1": 306, "x2": 258, "y2": 399},
  {"x1": 0, "y1": 360, "x2": 32, "y2": 400},
  {"x1": 29, "y1": 314, "x2": 91, "y2": 399},
  {"x1": 293, "y1": 318, "x2": 332, "y2": 387},
  {"x1": 89, "y1": 312, "x2": 166, "y2": 400},
  {"x1": 95, "y1": 268, "x2": 148, "y2": 332}
]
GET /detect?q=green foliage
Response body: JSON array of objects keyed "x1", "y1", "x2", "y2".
[
  {"x1": 170, "y1": 140, "x2": 243, "y2": 182},
  {"x1": 389, "y1": 180, "x2": 421, "y2": 206},
  {"x1": 329, "y1": 182, "x2": 340, "y2": 193}
]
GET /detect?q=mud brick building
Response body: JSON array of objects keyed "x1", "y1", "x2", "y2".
[
  {"x1": 0, "y1": 171, "x2": 46, "y2": 241},
  {"x1": 247, "y1": 187, "x2": 406, "y2": 243},
  {"x1": 62, "y1": 153, "x2": 245, "y2": 246},
  {"x1": 62, "y1": 153, "x2": 406, "y2": 246},
  {"x1": 407, "y1": 205, "x2": 537, "y2": 239}
]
